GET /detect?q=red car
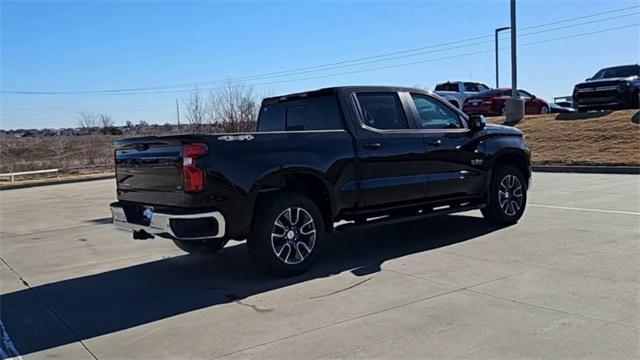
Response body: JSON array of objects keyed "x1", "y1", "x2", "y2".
[{"x1": 463, "y1": 88, "x2": 549, "y2": 116}]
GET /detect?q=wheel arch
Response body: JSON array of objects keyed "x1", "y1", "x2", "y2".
[
  {"x1": 490, "y1": 149, "x2": 531, "y2": 188},
  {"x1": 250, "y1": 168, "x2": 336, "y2": 232}
]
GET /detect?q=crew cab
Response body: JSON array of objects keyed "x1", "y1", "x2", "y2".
[
  {"x1": 110, "y1": 86, "x2": 531, "y2": 276},
  {"x1": 434, "y1": 81, "x2": 491, "y2": 109},
  {"x1": 572, "y1": 64, "x2": 640, "y2": 111}
]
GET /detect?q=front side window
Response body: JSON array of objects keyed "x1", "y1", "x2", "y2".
[
  {"x1": 356, "y1": 92, "x2": 408, "y2": 130},
  {"x1": 463, "y1": 83, "x2": 480, "y2": 92},
  {"x1": 410, "y1": 94, "x2": 463, "y2": 130}
]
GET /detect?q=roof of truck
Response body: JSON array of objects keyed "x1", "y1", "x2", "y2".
[{"x1": 262, "y1": 85, "x2": 430, "y2": 103}]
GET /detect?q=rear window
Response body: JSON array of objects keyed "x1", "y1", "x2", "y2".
[
  {"x1": 257, "y1": 95, "x2": 343, "y2": 131},
  {"x1": 356, "y1": 92, "x2": 408, "y2": 130},
  {"x1": 434, "y1": 83, "x2": 459, "y2": 92}
]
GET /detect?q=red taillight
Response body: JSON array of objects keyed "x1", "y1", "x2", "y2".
[{"x1": 182, "y1": 143, "x2": 208, "y2": 192}]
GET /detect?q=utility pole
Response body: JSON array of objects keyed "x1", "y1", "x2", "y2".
[
  {"x1": 510, "y1": 0, "x2": 517, "y2": 98},
  {"x1": 495, "y1": 26, "x2": 510, "y2": 88},
  {"x1": 505, "y1": 0, "x2": 524, "y2": 124},
  {"x1": 176, "y1": 99, "x2": 181, "y2": 130}
]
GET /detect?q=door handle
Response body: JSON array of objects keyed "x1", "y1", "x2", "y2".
[
  {"x1": 428, "y1": 139, "x2": 443, "y2": 146},
  {"x1": 363, "y1": 142, "x2": 382, "y2": 150}
]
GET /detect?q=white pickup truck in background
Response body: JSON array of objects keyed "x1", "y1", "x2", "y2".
[{"x1": 434, "y1": 81, "x2": 491, "y2": 109}]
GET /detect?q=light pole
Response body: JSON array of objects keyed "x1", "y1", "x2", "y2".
[
  {"x1": 505, "y1": 0, "x2": 524, "y2": 124},
  {"x1": 495, "y1": 26, "x2": 510, "y2": 88}
]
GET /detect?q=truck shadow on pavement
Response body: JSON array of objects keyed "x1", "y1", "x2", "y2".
[{"x1": 1, "y1": 214, "x2": 502, "y2": 356}]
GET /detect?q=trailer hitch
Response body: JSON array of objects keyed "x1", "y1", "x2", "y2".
[{"x1": 133, "y1": 229, "x2": 155, "y2": 240}]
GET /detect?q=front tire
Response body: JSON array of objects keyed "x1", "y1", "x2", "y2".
[
  {"x1": 481, "y1": 165, "x2": 527, "y2": 225},
  {"x1": 248, "y1": 192, "x2": 324, "y2": 276},
  {"x1": 173, "y1": 238, "x2": 227, "y2": 254},
  {"x1": 539, "y1": 105, "x2": 549, "y2": 114}
]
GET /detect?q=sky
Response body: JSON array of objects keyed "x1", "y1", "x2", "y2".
[{"x1": 1, "y1": 0, "x2": 639, "y2": 129}]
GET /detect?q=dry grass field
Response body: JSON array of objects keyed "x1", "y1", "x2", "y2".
[
  {"x1": 489, "y1": 110, "x2": 639, "y2": 166},
  {"x1": 1, "y1": 110, "x2": 637, "y2": 185},
  {"x1": 0, "y1": 135, "x2": 117, "y2": 175}
]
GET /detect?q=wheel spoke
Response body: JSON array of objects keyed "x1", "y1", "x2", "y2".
[
  {"x1": 275, "y1": 242, "x2": 290, "y2": 259},
  {"x1": 297, "y1": 241, "x2": 313, "y2": 254},
  {"x1": 271, "y1": 206, "x2": 317, "y2": 265}
]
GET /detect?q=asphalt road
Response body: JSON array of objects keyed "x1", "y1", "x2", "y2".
[{"x1": 1, "y1": 173, "x2": 638, "y2": 359}]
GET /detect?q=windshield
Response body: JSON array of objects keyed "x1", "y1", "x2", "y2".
[{"x1": 591, "y1": 65, "x2": 639, "y2": 79}]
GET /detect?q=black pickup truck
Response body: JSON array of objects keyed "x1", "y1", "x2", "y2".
[
  {"x1": 572, "y1": 64, "x2": 640, "y2": 111},
  {"x1": 111, "y1": 86, "x2": 530, "y2": 276}
]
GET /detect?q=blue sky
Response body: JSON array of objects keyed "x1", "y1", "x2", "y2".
[{"x1": 1, "y1": 0, "x2": 639, "y2": 129}]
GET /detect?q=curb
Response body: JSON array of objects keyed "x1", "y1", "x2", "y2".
[
  {"x1": 0, "y1": 174, "x2": 114, "y2": 191},
  {"x1": 532, "y1": 165, "x2": 640, "y2": 174}
]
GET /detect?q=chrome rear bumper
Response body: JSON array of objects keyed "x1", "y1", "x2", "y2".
[{"x1": 110, "y1": 203, "x2": 226, "y2": 240}]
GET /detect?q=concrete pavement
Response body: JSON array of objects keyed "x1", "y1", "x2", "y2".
[{"x1": 1, "y1": 173, "x2": 638, "y2": 359}]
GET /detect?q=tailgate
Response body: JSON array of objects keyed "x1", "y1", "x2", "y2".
[{"x1": 114, "y1": 136, "x2": 185, "y2": 205}]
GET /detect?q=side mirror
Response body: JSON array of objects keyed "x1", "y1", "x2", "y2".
[
  {"x1": 585, "y1": 78, "x2": 591, "y2": 81},
  {"x1": 468, "y1": 115, "x2": 485, "y2": 131},
  {"x1": 531, "y1": 95, "x2": 536, "y2": 99}
]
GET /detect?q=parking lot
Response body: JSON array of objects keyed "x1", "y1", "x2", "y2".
[{"x1": 1, "y1": 172, "x2": 638, "y2": 359}]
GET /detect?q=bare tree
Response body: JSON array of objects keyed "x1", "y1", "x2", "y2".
[
  {"x1": 208, "y1": 81, "x2": 258, "y2": 133},
  {"x1": 98, "y1": 113, "x2": 114, "y2": 128},
  {"x1": 184, "y1": 90, "x2": 207, "y2": 134},
  {"x1": 49, "y1": 136, "x2": 69, "y2": 168},
  {"x1": 78, "y1": 112, "x2": 97, "y2": 129},
  {"x1": 136, "y1": 120, "x2": 149, "y2": 135}
]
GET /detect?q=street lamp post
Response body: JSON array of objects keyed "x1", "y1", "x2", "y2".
[
  {"x1": 505, "y1": 0, "x2": 524, "y2": 124},
  {"x1": 495, "y1": 26, "x2": 510, "y2": 88}
]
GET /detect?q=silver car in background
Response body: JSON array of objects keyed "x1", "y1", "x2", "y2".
[{"x1": 434, "y1": 81, "x2": 491, "y2": 109}]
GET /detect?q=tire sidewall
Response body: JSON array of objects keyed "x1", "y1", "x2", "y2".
[
  {"x1": 483, "y1": 166, "x2": 527, "y2": 224},
  {"x1": 248, "y1": 192, "x2": 325, "y2": 276}
]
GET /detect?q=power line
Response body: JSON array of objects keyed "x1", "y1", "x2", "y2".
[
  {"x1": 2, "y1": 5, "x2": 638, "y2": 96},
  {"x1": 5, "y1": 22, "x2": 638, "y2": 102}
]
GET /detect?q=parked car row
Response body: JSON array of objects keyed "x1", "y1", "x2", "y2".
[
  {"x1": 433, "y1": 63, "x2": 639, "y2": 116},
  {"x1": 434, "y1": 81, "x2": 550, "y2": 116}
]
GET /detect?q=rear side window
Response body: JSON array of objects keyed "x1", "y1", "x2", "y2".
[
  {"x1": 257, "y1": 95, "x2": 343, "y2": 131},
  {"x1": 356, "y1": 92, "x2": 408, "y2": 130},
  {"x1": 434, "y1": 83, "x2": 459, "y2": 92}
]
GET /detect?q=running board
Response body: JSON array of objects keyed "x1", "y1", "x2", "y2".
[{"x1": 334, "y1": 203, "x2": 485, "y2": 232}]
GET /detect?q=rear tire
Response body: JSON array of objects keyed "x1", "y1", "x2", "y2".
[
  {"x1": 173, "y1": 238, "x2": 227, "y2": 254},
  {"x1": 481, "y1": 165, "x2": 527, "y2": 225},
  {"x1": 248, "y1": 192, "x2": 324, "y2": 277}
]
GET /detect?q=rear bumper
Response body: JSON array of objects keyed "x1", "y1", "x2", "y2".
[{"x1": 110, "y1": 202, "x2": 226, "y2": 240}]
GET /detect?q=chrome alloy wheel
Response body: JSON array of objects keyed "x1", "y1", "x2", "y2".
[
  {"x1": 270, "y1": 207, "x2": 317, "y2": 265},
  {"x1": 498, "y1": 174, "x2": 523, "y2": 216}
]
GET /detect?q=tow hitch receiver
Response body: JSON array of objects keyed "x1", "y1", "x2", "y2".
[{"x1": 133, "y1": 229, "x2": 154, "y2": 240}]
